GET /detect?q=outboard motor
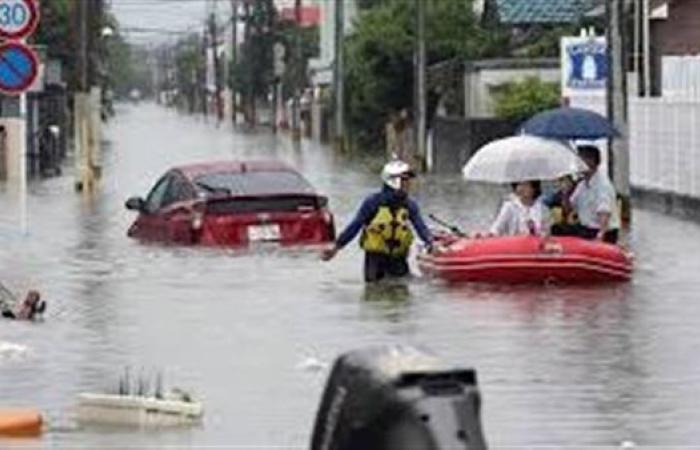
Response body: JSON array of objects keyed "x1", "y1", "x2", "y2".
[{"x1": 310, "y1": 345, "x2": 487, "y2": 450}]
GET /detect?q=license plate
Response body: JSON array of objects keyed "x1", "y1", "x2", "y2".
[{"x1": 247, "y1": 224, "x2": 281, "y2": 242}]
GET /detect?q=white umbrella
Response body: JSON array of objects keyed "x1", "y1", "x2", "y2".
[{"x1": 462, "y1": 135, "x2": 588, "y2": 183}]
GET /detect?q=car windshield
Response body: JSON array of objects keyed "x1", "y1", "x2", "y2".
[{"x1": 193, "y1": 170, "x2": 316, "y2": 197}]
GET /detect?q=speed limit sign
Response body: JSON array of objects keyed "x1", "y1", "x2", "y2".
[{"x1": 0, "y1": 0, "x2": 39, "y2": 40}]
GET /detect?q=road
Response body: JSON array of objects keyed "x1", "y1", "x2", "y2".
[{"x1": 2, "y1": 103, "x2": 700, "y2": 448}]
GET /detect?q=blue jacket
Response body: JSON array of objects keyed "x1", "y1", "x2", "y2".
[{"x1": 336, "y1": 186, "x2": 433, "y2": 250}]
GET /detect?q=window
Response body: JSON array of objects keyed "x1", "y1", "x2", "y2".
[
  {"x1": 193, "y1": 170, "x2": 315, "y2": 196},
  {"x1": 145, "y1": 174, "x2": 172, "y2": 213},
  {"x1": 160, "y1": 173, "x2": 195, "y2": 209}
]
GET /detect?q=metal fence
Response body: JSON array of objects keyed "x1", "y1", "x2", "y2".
[
  {"x1": 663, "y1": 56, "x2": 700, "y2": 99},
  {"x1": 630, "y1": 98, "x2": 700, "y2": 198},
  {"x1": 571, "y1": 95, "x2": 700, "y2": 199}
]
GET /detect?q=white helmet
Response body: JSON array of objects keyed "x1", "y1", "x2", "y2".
[{"x1": 381, "y1": 159, "x2": 415, "y2": 190}]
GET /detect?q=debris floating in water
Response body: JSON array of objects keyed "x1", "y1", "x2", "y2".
[{"x1": 77, "y1": 367, "x2": 203, "y2": 427}]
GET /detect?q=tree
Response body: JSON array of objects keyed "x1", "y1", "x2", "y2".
[
  {"x1": 492, "y1": 77, "x2": 560, "y2": 122},
  {"x1": 34, "y1": 0, "x2": 75, "y2": 87},
  {"x1": 175, "y1": 35, "x2": 205, "y2": 113},
  {"x1": 344, "y1": 0, "x2": 507, "y2": 149}
]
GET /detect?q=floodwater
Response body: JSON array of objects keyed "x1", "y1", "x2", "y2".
[{"x1": 2, "y1": 103, "x2": 700, "y2": 448}]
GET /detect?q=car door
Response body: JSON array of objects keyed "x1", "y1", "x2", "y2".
[
  {"x1": 159, "y1": 172, "x2": 198, "y2": 244},
  {"x1": 131, "y1": 173, "x2": 174, "y2": 241}
]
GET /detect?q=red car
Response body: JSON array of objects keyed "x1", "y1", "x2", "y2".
[{"x1": 125, "y1": 161, "x2": 335, "y2": 246}]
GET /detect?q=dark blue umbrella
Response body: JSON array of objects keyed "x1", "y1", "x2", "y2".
[{"x1": 520, "y1": 107, "x2": 619, "y2": 140}]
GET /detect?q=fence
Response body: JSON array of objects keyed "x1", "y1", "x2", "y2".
[
  {"x1": 571, "y1": 95, "x2": 700, "y2": 200},
  {"x1": 663, "y1": 56, "x2": 700, "y2": 99},
  {"x1": 630, "y1": 98, "x2": 700, "y2": 198}
]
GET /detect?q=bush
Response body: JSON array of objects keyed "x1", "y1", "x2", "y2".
[{"x1": 493, "y1": 77, "x2": 561, "y2": 122}]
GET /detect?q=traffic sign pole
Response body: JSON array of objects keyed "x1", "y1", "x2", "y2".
[
  {"x1": 0, "y1": 0, "x2": 40, "y2": 234},
  {"x1": 19, "y1": 67, "x2": 26, "y2": 233}
]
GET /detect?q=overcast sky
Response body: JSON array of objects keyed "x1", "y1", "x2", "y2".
[{"x1": 111, "y1": 0, "x2": 232, "y2": 45}]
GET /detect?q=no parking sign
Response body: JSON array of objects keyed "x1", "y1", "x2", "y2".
[{"x1": 0, "y1": 0, "x2": 40, "y2": 95}]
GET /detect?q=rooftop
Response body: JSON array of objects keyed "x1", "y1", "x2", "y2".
[{"x1": 494, "y1": 0, "x2": 599, "y2": 25}]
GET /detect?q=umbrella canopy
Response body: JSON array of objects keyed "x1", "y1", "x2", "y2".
[
  {"x1": 462, "y1": 135, "x2": 588, "y2": 183},
  {"x1": 520, "y1": 107, "x2": 618, "y2": 139}
]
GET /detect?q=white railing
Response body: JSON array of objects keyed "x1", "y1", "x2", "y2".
[
  {"x1": 630, "y1": 97, "x2": 700, "y2": 198},
  {"x1": 571, "y1": 95, "x2": 700, "y2": 199},
  {"x1": 663, "y1": 56, "x2": 700, "y2": 99}
]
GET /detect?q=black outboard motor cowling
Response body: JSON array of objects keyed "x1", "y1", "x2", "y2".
[{"x1": 310, "y1": 346, "x2": 487, "y2": 450}]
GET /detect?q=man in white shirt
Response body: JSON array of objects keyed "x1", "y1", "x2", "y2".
[{"x1": 569, "y1": 145, "x2": 621, "y2": 243}]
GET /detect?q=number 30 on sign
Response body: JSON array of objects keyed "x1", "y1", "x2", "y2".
[{"x1": 0, "y1": 0, "x2": 39, "y2": 40}]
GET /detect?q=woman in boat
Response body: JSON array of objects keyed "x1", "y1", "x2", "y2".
[{"x1": 487, "y1": 180, "x2": 549, "y2": 237}]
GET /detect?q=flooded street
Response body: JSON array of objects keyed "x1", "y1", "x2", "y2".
[{"x1": 3, "y1": 104, "x2": 700, "y2": 448}]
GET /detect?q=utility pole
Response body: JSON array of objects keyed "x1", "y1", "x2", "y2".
[
  {"x1": 606, "y1": 0, "x2": 631, "y2": 222},
  {"x1": 243, "y1": 0, "x2": 254, "y2": 125},
  {"x1": 201, "y1": 31, "x2": 209, "y2": 117},
  {"x1": 642, "y1": 0, "x2": 651, "y2": 96},
  {"x1": 74, "y1": 0, "x2": 96, "y2": 193},
  {"x1": 291, "y1": 0, "x2": 302, "y2": 140},
  {"x1": 415, "y1": 0, "x2": 427, "y2": 170},
  {"x1": 210, "y1": 10, "x2": 224, "y2": 122},
  {"x1": 230, "y1": 0, "x2": 238, "y2": 124},
  {"x1": 333, "y1": 0, "x2": 344, "y2": 151}
]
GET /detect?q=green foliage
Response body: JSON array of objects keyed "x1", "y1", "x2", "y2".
[
  {"x1": 278, "y1": 24, "x2": 319, "y2": 99},
  {"x1": 33, "y1": 1, "x2": 142, "y2": 97},
  {"x1": 33, "y1": 0, "x2": 74, "y2": 86},
  {"x1": 175, "y1": 35, "x2": 204, "y2": 110},
  {"x1": 229, "y1": 4, "x2": 320, "y2": 103},
  {"x1": 230, "y1": 0, "x2": 277, "y2": 99},
  {"x1": 345, "y1": 0, "x2": 507, "y2": 148},
  {"x1": 492, "y1": 77, "x2": 561, "y2": 122}
]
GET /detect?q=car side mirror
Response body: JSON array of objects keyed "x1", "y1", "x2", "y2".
[{"x1": 125, "y1": 197, "x2": 146, "y2": 212}]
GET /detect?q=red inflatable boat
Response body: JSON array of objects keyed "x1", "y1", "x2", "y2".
[{"x1": 418, "y1": 235, "x2": 633, "y2": 283}]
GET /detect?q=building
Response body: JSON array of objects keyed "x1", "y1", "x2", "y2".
[
  {"x1": 278, "y1": 4, "x2": 321, "y2": 27},
  {"x1": 463, "y1": 58, "x2": 560, "y2": 118},
  {"x1": 648, "y1": 0, "x2": 700, "y2": 96},
  {"x1": 479, "y1": 0, "x2": 600, "y2": 26},
  {"x1": 308, "y1": 0, "x2": 358, "y2": 86}
]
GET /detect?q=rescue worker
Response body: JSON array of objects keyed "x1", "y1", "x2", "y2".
[{"x1": 321, "y1": 159, "x2": 434, "y2": 282}]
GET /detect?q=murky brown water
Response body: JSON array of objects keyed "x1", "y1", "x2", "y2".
[{"x1": 2, "y1": 103, "x2": 700, "y2": 448}]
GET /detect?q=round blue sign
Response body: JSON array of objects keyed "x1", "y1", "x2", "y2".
[{"x1": 0, "y1": 41, "x2": 39, "y2": 95}]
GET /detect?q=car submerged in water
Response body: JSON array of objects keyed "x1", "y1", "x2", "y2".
[{"x1": 125, "y1": 161, "x2": 335, "y2": 247}]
